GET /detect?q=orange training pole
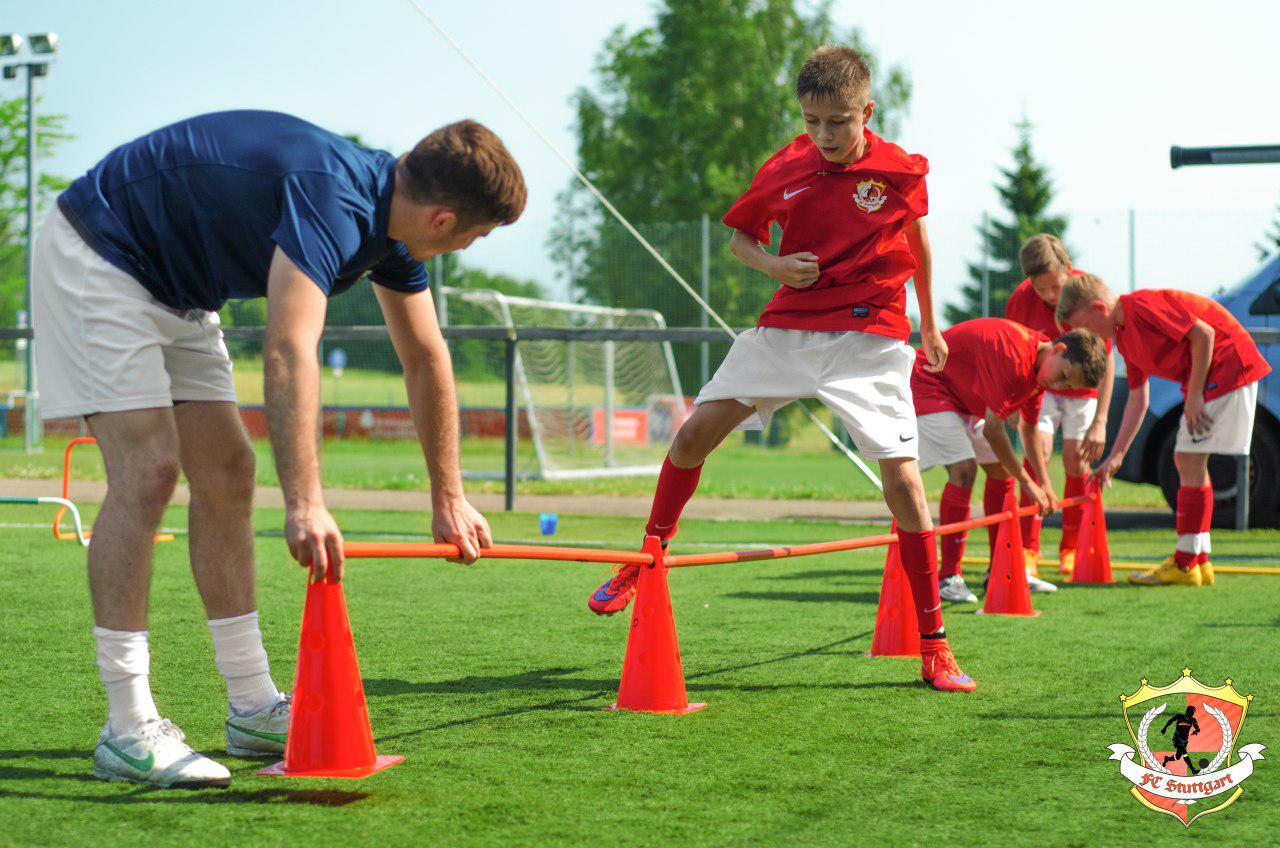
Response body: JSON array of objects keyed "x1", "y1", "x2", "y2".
[{"x1": 342, "y1": 541, "x2": 654, "y2": 566}]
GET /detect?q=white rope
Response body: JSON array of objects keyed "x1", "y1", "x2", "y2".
[{"x1": 402, "y1": 0, "x2": 882, "y2": 490}]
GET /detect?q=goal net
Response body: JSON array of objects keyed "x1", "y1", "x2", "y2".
[{"x1": 443, "y1": 287, "x2": 688, "y2": 480}]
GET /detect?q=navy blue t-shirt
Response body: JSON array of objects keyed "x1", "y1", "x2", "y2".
[{"x1": 57, "y1": 110, "x2": 430, "y2": 311}]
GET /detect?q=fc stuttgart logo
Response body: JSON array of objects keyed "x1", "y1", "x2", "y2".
[
  {"x1": 1107, "y1": 668, "x2": 1266, "y2": 827},
  {"x1": 853, "y1": 179, "x2": 887, "y2": 213}
]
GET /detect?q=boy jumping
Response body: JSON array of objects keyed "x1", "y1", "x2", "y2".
[
  {"x1": 1004, "y1": 235, "x2": 1115, "y2": 576},
  {"x1": 587, "y1": 46, "x2": 975, "y2": 692},
  {"x1": 912, "y1": 318, "x2": 1108, "y2": 602},
  {"x1": 1056, "y1": 274, "x2": 1270, "y2": 586}
]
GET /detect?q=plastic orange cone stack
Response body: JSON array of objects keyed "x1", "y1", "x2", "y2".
[
  {"x1": 611, "y1": 536, "x2": 706, "y2": 714},
  {"x1": 870, "y1": 520, "x2": 920, "y2": 657},
  {"x1": 259, "y1": 576, "x2": 403, "y2": 778},
  {"x1": 981, "y1": 490, "x2": 1039, "y2": 617},
  {"x1": 1069, "y1": 482, "x2": 1114, "y2": 584}
]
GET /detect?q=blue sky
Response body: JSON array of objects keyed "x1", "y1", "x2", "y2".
[{"x1": 10, "y1": 0, "x2": 1280, "y2": 315}]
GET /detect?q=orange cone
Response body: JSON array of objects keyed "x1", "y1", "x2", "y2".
[
  {"x1": 981, "y1": 490, "x2": 1039, "y2": 617},
  {"x1": 870, "y1": 521, "x2": 920, "y2": 657},
  {"x1": 1069, "y1": 482, "x2": 1114, "y2": 584},
  {"x1": 259, "y1": 577, "x2": 404, "y2": 778},
  {"x1": 611, "y1": 536, "x2": 706, "y2": 714}
]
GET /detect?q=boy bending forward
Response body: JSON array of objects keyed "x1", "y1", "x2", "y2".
[{"x1": 587, "y1": 46, "x2": 974, "y2": 692}]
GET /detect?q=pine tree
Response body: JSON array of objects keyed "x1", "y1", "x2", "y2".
[
  {"x1": 945, "y1": 118, "x2": 1067, "y2": 324},
  {"x1": 1255, "y1": 203, "x2": 1280, "y2": 261}
]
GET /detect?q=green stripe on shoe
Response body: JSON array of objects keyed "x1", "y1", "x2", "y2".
[{"x1": 227, "y1": 723, "x2": 286, "y2": 744}]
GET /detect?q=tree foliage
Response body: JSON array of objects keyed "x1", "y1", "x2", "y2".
[
  {"x1": 552, "y1": 0, "x2": 912, "y2": 384},
  {"x1": 1255, "y1": 203, "x2": 1280, "y2": 262},
  {"x1": 0, "y1": 96, "x2": 71, "y2": 324},
  {"x1": 945, "y1": 118, "x2": 1067, "y2": 324}
]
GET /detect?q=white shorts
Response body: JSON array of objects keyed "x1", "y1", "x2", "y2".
[
  {"x1": 1037, "y1": 392, "x2": 1098, "y2": 441},
  {"x1": 1174, "y1": 382, "x2": 1259, "y2": 455},
  {"x1": 32, "y1": 207, "x2": 236, "y2": 420},
  {"x1": 695, "y1": 327, "x2": 918, "y2": 461},
  {"x1": 916, "y1": 411, "x2": 996, "y2": 471}
]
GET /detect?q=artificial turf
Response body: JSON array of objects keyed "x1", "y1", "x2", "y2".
[{"x1": 0, "y1": 506, "x2": 1276, "y2": 846}]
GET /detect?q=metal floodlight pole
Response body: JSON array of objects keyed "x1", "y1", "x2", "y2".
[
  {"x1": 1170, "y1": 144, "x2": 1280, "y2": 169},
  {"x1": 980, "y1": 211, "x2": 990, "y2": 317}
]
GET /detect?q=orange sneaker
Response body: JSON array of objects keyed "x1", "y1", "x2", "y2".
[
  {"x1": 920, "y1": 638, "x2": 977, "y2": 693},
  {"x1": 1058, "y1": 548, "x2": 1076, "y2": 576},
  {"x1": 587, "y1": 563, "x2": 643, "y2": 615}
]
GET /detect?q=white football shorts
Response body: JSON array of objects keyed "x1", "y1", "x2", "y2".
[
  {"x1": 1174, "y1": 382, "x2": 1259, "y2": 455},
  {"x1": 695, "y1": 327, "x2": 918, "y2": 461},
  {"x1": 916, "y1": 411, "x2": 997, "y2": 471},
  {"x1": 32, "y1": 207, "x2": 236, "y2": 420},
  {"x1": 1037, "y1": 392, "x2": 1098, "y2": 441}
]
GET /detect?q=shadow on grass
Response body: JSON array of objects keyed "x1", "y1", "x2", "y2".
[
  {"x1": 762, "y1": 569, "x2": 877, "y2": 582},
  {"x1": 0, "y1": 756, "x2": 369, "y2": 806},
  {"x1": 723, "y1": 591, "x2": 881, "y2": 604}
]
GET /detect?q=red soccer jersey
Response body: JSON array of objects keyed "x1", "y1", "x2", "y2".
[
  {"x1": 912, "y1": 318, "x2": 1047, "y2": 422},
  {"x1": 1116, "y1": 289, "x2": 1271, "y2": 400},
  {"x1": 1004, "y1": 269, "x2": 1111, "y2": 400},
  {"x1": 722, "y1": 128, "x2": 928, "y2": 339}
]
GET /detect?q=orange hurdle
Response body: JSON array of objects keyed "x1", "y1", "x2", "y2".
[{"x1": 53, "y1": 437, "x2": 175, "y2": 545}]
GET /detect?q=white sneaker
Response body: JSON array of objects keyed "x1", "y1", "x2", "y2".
[
  {"x1": 93, "y1": 718, "x2": 231, "y2": 788},
  {"x1": 226, "y1": 693, "x2": 290, "y2": 757},
  {"x1": 939, "y1": 574, "x2": 979, "y2": 603},
  {"x1": 1026, "y1": 571, "x2": 1059, "y2": 593}
]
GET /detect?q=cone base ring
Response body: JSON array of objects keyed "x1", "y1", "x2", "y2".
[
  {"x1": 866, "y1": 649, "x2": 921, "y2": 658},
  {"x1": 976, "y1": 609, "x2": 1042, "y2": 617},
  {"x1": 257, "y1": 754, "x2": 404, "y2": 778},
  {"x1": 608, "y1": 702, "x2": 707, "y2": 715}
]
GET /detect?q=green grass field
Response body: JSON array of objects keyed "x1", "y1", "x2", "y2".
[
  {"x1": 1, "y1": 503, "x2": 1276, "y2": 846},
  {"x1": 0, "y1": 434, "x2": 1169, "y2": 508}
]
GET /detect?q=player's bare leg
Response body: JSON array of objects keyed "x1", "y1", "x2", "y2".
[
  {"x1": 86, "y1": 408, "x2": 231, "y2": 786},
  {"x1": 174, "y1": 401, "x2": 287, "y2": 755},
  {"x1": 881, "y1": 458, "x2": 975, "y2": 692},
  {"x1": 588, "y1": 400, "x2": 755, "y2": 615},
  {"x1": 1018, "y1": 430, "x2": 1053, "y2": 569},
  {"x1": 1133, "y1": 451, "x2": 1212, "y2": 586},
  {"x1": 938, "y1": 460, "x2": 978, "y2": 602}
]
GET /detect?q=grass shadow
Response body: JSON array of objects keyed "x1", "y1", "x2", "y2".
[{"x1": 723, "y1": 591, "x2": 881, "y2": 604}]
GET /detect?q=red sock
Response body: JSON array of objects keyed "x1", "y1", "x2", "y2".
[
  {"x1": 983, "y1": 476, "x2": 1016, "y2": 556},
  {"x1": 1175, "y1": 485, "x2": 1213, "y2": 570},
  {"x1": 1060, "y1": 474, "x2": 1086, "y2": 552},
  {"x1": 938, "y1": 483, "x2": 971, "y2": 579},
  {"x1": 896, "y1": 528, "x2": 943, "y2": 635},
  {"x1": 644, "y1": 457, "x2": 703, "y2": 541},
  {"x1": 1018, "y1": 460, "x2": 1042, "y2": 553}
]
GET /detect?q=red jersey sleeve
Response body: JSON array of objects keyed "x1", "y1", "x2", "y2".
[
  {"x1": 1126, "y1": 360, "x2": 1149, "y2": 389},
  {"x1": 1127, "y1": 291, "x2": 1197, "y2": 338},
  {"x1": 902, "y1": 168, "x2": 928, "y2": 221},
  {"x1": 1018, "y1": 391, "x2": 1044, "y2": 426},
  {"x1": 722, "y1": 142, "x2": 796, "y2": 244}
]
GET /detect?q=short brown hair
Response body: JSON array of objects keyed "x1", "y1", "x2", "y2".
[
  {"x1": 1055, "y1": 328, "x2": 1108, "y2": 388},
  {"x1": 796, "y1": 45, "x2": 871, "y2": 107},
  {"x1": 398, "y1": 120, "x2": 527, "y2": 226},
  {"x1": 1055, "y1": 272, "x2": 1114, "y2": 327},
  {"x1": 1019, "y1": 233, "x2": 1071, "y2": 277}
]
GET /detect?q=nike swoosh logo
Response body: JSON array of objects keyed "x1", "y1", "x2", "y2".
[
  {"x1": 947, "y1": 674, "x2": 971, "y2": 684},
  {"x1": 593, "y1": 585, "x2": 619, "y2": 603},
  {"x1": 925, "y1": 604, "x2": 941, "y2": 613},
  {"x1": 899, "y1": 434, "x2": 914, "y2": 442},
  {"x1": 783, "y1": 186, "x2": 810, "y2": 200},
  {"x1": 104, "y1": 741, "x2": 155, "y2": 773},
  {"x1": 227, "y1": 723, "x2": 287, "y2": 744},
  {"x1": 1190, "y1": 436, "x2": 1210, "y2": 443}
]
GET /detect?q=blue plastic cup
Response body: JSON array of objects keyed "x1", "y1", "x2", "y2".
[{"x1": 539, "y1": 513, "x2": 558, "y2": 536}]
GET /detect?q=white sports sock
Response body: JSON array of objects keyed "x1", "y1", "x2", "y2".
[
  {"x1": 94, "y1": 627, "x2": 161, "y2": 737},
  {"x1": 208, "y1": 611, "x2": 280, "y2": 716}
]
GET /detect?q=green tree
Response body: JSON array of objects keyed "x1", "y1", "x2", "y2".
[
  {"x1": 553, "y1": 0, "x2": 912, "y2": 383},
  {"x1": 1255, "y1": 203, "x2": 1280, "y2": 261},
  {"x1": 0, "y1": 96, "x2": 71, "y2": 325},
  {"x1": 946, "y1": 118, "x2": 1068, "y2": 324}
]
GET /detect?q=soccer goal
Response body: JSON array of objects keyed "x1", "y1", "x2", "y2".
[{"x1": 442, "y1": 287, "x2": 688, "y2": 481}]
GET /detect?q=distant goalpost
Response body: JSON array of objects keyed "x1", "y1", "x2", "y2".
[{"x1": 442, "y1": 287, "x2": 689, "y2": 481}]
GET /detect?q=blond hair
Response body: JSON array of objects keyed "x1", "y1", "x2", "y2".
[
  {"x1": 1055, "y1": 273, "x2": 1115, "y2": 327},
  {"x1": 1019, "y1": 233, "x2": 1071, "y2": 277},
  {"x1": 1055, "y1": 328, "x2": 1108, "y2": 388},
  {"x1": 796, "y1": 45, "x2": 872, "y2": 107}
]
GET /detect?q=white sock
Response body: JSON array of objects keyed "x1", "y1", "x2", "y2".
[
  {"x1": 208, "y1": 611, "x2": 280, "y2": 716},
  {"x1": 94, "y1": 627, "x2": 161, "y2": 737}
]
